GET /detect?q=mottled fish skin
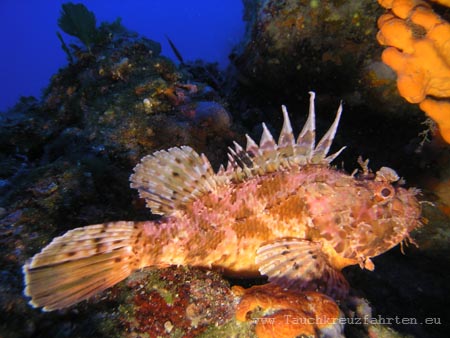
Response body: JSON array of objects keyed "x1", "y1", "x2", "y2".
[{"x1": 23, "y1": 92, "x2": 422, "y2": 311}]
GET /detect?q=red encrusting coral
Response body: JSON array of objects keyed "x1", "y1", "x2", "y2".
[{"x1": 118, "y1": 267, "x2": 235, "y2": 337}]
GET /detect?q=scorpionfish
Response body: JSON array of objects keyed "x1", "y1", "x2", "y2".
[{"x1": 23, "y1": 92, "x2": 422, "y2": 311}]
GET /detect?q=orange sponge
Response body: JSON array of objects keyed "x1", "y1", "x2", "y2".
[
  {"x1": 377, "y1": 0, "x2": 450, "y2": 143},
  {"x1": 430, "y1": 0, "x2": 450, "y2": 6},
  {"x1": 234, "y1": 283, "x2": 343, "y2": 338}
]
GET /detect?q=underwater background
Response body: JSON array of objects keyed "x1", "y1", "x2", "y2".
[
  {"x1": 0, "y1": 1, "x2": 449, "y2": 337},
  {"x1": 0, "y1": 0, "x2": 244, "y2": 111}
]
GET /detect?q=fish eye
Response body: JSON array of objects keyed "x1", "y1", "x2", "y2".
[
  {"x1": 381, "y1": 188, "x2": 392, "y2": 197},
  {"x1": 375, "y1": 185, "x2": 395, "y2": 202}
]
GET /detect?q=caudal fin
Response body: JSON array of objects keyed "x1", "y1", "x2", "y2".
[{"x1": 23, "y1": 221, "x2": 146, "y2": 311}]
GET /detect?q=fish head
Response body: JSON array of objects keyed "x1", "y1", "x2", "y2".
[{"x1": 347, "y1": 166, "x2": 422, "y2": 268}]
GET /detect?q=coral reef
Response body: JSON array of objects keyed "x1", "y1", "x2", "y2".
[
  {"x1": 229, "y1": 0, "x2": 417, "y2": 115},
  {"x1": 232, "y1": 0, "x2": 382, "y2": 94},
  {"x1": 377, "y1": 0, "x2": 450, "y2": 142},
  {"x1": 0, "y1": 6, "x2": 237, "y2": 337}
]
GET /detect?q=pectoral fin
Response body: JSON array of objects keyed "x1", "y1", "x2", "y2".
[{"x1": 256, "y1": 238, "x2": 349, "y2": 299}]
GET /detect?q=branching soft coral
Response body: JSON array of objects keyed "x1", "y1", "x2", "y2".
[
  {"x1": 58, "y1": 2, "x2": 98, "y2": 52},
  {"x1": 377, "y1": 0, "x2": 450, "y2": 143}
]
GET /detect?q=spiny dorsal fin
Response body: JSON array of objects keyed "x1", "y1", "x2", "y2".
[
  {"x1": 227, "y1": 91, "x2": 346, "y2": 181},
  {"x1": 130, "y1": 146, "x2": 224, "y2": 215}
]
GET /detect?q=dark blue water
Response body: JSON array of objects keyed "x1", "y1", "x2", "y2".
[{"x1": 0, "y1": 0, "x2": 244, "y2": 111}]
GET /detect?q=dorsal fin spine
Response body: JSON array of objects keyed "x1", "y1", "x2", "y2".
[
  {"x1": 245, "y1": 134, "x2": 260, "y2": 156},
  {"x1": 278, "y1": 105, "x2": 295, "y2": 147},
  {"x1": 312, "y1": 101, "x2": 343, "y2": 162},
  {"x1": 296, "y1": 91, "x2": 316, "y2": 157},
  {"x1": 260, "y1": 123, "x2": 277, "y2": 151},
  {"x1": 233, "y1": 141, "x2": 244, "y2": 153},
  {"x1": 325, "y1": 146, "x2": 346, "y2": 163}
]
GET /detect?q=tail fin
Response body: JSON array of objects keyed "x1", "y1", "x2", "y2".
[{"x1": 23, "y1": 221, "x2": 146, "y2": 311}]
